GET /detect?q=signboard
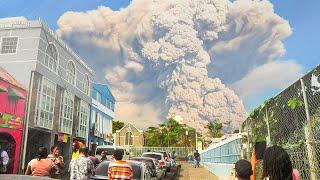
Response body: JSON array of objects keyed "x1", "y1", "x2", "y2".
[
  {"x1": 57, "y1": 133, "x2": 69, "y2": 143},
  {"x1": 0, "y1": 113, "x2": 23, "y2": 130}
]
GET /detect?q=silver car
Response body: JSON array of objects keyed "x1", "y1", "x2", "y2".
[{"x1": 130, "y1": 157, "x2": 166, "y2": 180}]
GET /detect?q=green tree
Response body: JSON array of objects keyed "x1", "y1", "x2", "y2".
[
  {"x1": 145, "y1": 118, "x2": 193, "y2": 147},
  {"x1": 112, "y1": 121, "x2": 124, "y2": 133},
  {"x1": 207, "y1": 121, "x2": 223, "y2": 138}
]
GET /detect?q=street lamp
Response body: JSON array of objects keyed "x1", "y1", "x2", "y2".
[{"x1": 185, "y1": 130, "x2": 189, "y2": 158}]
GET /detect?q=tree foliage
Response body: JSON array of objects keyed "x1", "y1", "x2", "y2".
[
  {"x1": 207, "y1": 121, "x2": 223, "y2": 138},
  {"x1": 145, "y1": 118, "x2": 197, "y2": 147},
  {"x1": 112, "y1": 121, "x2": 125, "y2": 133}
]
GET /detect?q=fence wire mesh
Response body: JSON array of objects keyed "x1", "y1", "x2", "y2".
[{"x1": 242, "y1": 64, "x2": 320, "y2": 180}]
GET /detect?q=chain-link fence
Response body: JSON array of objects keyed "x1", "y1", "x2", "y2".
[
  {"x1": 242, "y1": 64, "x2": 320, "y2": 180},
  {"x1": 128, "y1": 146, "x2": 195, "y2": 159}
]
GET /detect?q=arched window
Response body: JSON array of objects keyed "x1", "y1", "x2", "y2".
[
  {"x1": 83, "y1": 75, "x2": 90, "y2": 95},
  {"x1": 125, "y1": 132, "x2": 133, "y2": 146},
  {"x1": 67, "y1": 61, "x2": 75, "y2": 85},
  {"x1": 44, "y1": 44, "x2": 58, "y2": 72}
]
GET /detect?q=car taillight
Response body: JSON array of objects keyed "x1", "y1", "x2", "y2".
[{"x1": 160, "y1": 161, "x2": 165, "y2": 167}]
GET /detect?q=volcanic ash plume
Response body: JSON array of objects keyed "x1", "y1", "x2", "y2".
[
  {"x1": 57, "y1": 0, "x2": 294, "y2": 134},
  {"x1": 142, "y1": 0, "x2": 246, "y2": 133}
]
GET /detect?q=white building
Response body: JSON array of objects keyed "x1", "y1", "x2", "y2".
[{"x1": 0, "y1": 17, "x2": 93, "y2": 167}]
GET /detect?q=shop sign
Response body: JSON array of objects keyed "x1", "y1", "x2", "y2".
[
  {"x1": 0, "y1": 113, "x2": 23, "y2": 130},
  {"x1": 58, "y1": 133, "x2": 69, "y2": 143}
]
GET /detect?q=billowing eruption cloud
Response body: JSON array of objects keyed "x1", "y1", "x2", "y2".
[{"x1": 57, "y1": 0, "x2": 300, "y2": 134}]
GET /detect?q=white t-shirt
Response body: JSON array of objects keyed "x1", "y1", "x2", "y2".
[{"x1": 1, "y1": 150, "x2": 9, "y2": 166}]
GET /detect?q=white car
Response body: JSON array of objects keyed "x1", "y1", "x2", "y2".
[
  {"x1": 95, "y1": 145, "x2": 129, "y2": 160},
  {"x1": 142, "y1": 152, "x2": 169, "y2": 172}
]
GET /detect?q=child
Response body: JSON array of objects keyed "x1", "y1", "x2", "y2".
[{"x1": 234, "y1": 159, "x2": 253, "y2": 180}]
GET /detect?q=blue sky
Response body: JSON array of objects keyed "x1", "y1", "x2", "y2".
[{"x1": 0, "y1": 0, "x2": 319, "y2": 112}]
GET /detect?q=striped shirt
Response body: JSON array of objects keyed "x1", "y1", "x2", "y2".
[{"x1": 108, "y1": 160, "x2": 133, "y2": 180}]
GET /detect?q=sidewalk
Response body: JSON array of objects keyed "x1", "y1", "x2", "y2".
[{"x1": 178, "y1": 162, "x2": 218, "y2": 180}]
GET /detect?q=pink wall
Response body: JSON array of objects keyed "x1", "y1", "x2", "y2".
[{"x1": 0, "y1": 79, "x2": 27, "y2": 174}]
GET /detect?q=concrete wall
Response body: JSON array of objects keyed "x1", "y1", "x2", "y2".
[
  {"x1": 202, "y1": 162, "x2": 234, "y2": 180},
  {"x1": 200, "y1": 135, "x2": 241, "y2": 179}
]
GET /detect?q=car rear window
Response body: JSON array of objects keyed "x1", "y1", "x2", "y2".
[
  {"x1": 96, "y1": 148, "x2": 124, "y2": 156},
  {"x1": 130, "y1": 158, "x2": 155, "y2": 169},
  {"x1": 142, "y1": 154, "x2": 162, "y2": 160}
]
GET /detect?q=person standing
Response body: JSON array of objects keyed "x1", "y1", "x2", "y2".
[
  {"x1": 108, "y1": 149, "x2": 133, "y2": 180},
  {"x1": 262, "y1": 145, "x2": 300, "y2": 180},
  {"x1": 72, "y1": 141, "x2": 80, "y2": 159},
  {"x1": 48, "y1": 146, "x2": 65, "y2": 178},
  {"x1": 0, "y1": 144, "x2": 9, "y2": 174},
  {"x1": 233, "y1": 159, "x2": 253, "y2": 180},
  {"x1": 100, "y1": 151, "x2": 108, "y2": 162},
  {"x1": 25, "y1": 147, "x2": 54, "y2": 177},
  {"x1": 193, "y1": 150, "x2": 200, "y2": 168},
  {"x1": 69, "y1": 147, "x2": 95, "y2": 180},
  {"x1": 88, "y1": 150, "x2": 100, "y2": 168}
]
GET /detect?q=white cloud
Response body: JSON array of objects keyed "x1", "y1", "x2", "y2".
[{"x1": 232, "y1": 61, "x2": 303, "y2": 99}]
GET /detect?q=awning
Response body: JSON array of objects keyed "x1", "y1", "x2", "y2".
[
  {"x1": 0, "y1": 84, "x2": 7, "y2": 92},
  {"x1": 8, "y1": 88, "x2": 25, "y2": 99}
]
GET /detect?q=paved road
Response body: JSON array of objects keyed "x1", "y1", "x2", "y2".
[{"x1": 178, "y1": 162, "x2": 218, "y2": 180}]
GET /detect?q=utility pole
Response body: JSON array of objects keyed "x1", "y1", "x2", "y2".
[{"x1": 300, "y1": 79, "x2": 318, "y2": 180}]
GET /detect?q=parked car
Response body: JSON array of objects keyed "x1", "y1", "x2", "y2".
[
  {"x1": 142, "y1": 152, "x2": 169, "y2": 172},
  {"x1": 156, "y1": 151, "x2": 172, "y2": 172},
  {"x1": 130, "y1": 157, "x2": 165, "y2": 180},
  {"x1": 91, "y1": 160, "x2": 154, "y2": 180},
  {"x1": 95, "y1": 145, "x2": 129, "y2": 160}
]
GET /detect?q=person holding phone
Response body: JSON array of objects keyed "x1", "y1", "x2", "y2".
[{"x1": 48, "y1": 146, "x2": 65, "y2": 178}]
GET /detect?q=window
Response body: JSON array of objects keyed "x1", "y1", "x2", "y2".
[
  {"x1": 111, "y1": 103, "x2": 115, "y2": 111},
  {"x1": 94, "y1": 112, "x2": 100, "y2": 136},
  {"x1": 1, "y1": 37, "x2": 18, "y2": 54},
  {"x1": 83, "y1": 75, "x2": 90, "y2": 95},
  {"x1": 36, "y1": 77, "x2": 56, "y2": 129},
  {"x1": 77, "y1": 101, "x2": 89, "y2": 138},
  {"x1": 66, "y1": 61, "x2": 75, "y2": 85},
  {"x1": 96, "y1": 92, "x2": 101, "y2": 103},
  {"x1": 60, "y1": 91, "x2": 74, "y2": 134},
  {"x1": 125, "y1": 132, "x2": 133, "y2": 146},
  {"x1": 43, "y1": 44, "x2": 58, "y2": 72}
]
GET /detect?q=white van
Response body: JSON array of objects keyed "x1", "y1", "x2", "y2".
[{"x1": 95, "y1": 145, "x2": 130, "y2": 160}]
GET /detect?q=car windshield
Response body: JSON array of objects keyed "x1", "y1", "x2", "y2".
[
  {"x1": 142, "y1": 154, "x2": 162, "y2": 160},
  {"x1": 96, "y1": 148, "x2": 124, "y2": 156}
]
